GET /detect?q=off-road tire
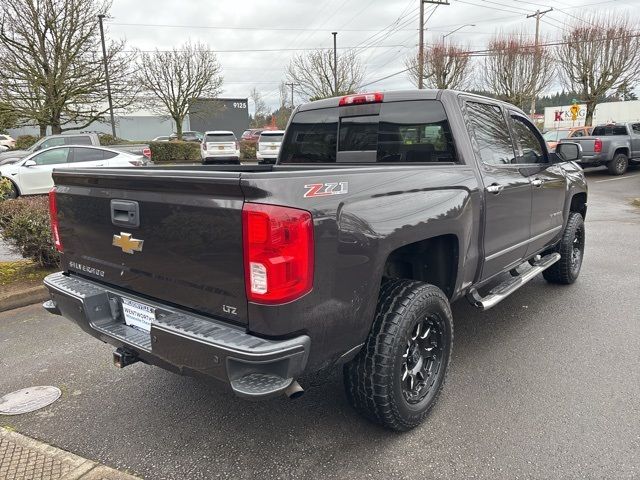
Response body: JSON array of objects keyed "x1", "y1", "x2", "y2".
[
  {"x1": 343, "y1": 279, "x2": 453, "y2": 431},
  {"x1": 542, "y1": 212, "x2": 585, "y2": 284},
  {"x1": 607, "y1": 153, "x2": 628, "y2": 175}
]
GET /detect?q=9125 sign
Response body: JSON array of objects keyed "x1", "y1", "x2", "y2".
[{"x1": 233, "y1": 102, "x2": 247, "y2": 109}]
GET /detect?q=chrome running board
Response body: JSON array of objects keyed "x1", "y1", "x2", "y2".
[{"x1": 467, "y1": 252, "x2": 561, "y2": 311}]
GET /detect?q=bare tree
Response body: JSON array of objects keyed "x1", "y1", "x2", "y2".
[
  {"x1": 557, "y1": 14, "x2": 640, "y2": 125},
  {"x1": 139, "y1": 42, "x2": 223, "y2": 139},
  {"x1": 249, "y1": 87, "x2": 269, "y2": 127},
  {"x1": 483, "y1": 32, "x2": 554, "y2": 110},
  {"x1": 406, "y1": 40, "x2": 473, "y2": 90},
  {"x1": 285, "y1": 49, "x2": 364, "y2": 101},
  {"x1": 0, "y1": 0, "x2": 138, "y2": 134}
]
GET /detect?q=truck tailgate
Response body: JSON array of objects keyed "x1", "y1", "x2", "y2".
[
  {"x1": 53, "y1": 168, "x2": 248, "y2": 324},
  {"x1": 571, "y1": 137, "x2": 597, "y2": 156}
]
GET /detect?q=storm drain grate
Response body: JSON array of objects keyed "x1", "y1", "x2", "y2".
[{"x1": 0, "y1": 387, "x2": 61, "y2": 415}]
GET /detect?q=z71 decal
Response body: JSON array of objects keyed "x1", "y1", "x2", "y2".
[{"x1": 304, "y1": 182, "x2": 348, "y2": 198}]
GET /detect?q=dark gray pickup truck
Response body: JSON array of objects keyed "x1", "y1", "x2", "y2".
[
  {"x1": 561, "y1": 122, "x2": 640, "y2": 175},
  {"x1": 43, "y1": 90, "x2": 588, "y2": 431}
]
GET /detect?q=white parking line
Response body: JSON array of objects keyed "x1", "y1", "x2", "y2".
[{"x1": 594, "y1": 172, "x2": 640, "y2": 183}]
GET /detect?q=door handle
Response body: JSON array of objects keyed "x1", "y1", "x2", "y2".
[
  {"x1": 531, "y1": 178, "x2": 544, "y2": 188},
  {"x1": 486, "y1": 183, "x2": 504, "y2": 194}
]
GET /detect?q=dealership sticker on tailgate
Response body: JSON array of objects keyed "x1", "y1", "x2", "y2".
[{"x1": 122, "y1": 298, "x2": 155, "y2": 332}]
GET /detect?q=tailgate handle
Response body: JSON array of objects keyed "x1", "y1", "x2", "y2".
[{"x1": 111, "y1": 200, "x2": 140, "y2": 228}]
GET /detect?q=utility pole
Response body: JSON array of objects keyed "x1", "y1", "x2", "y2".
[
  {"x1": 417, "y1": 0, "x2": 450, "y2": 89},
  {"x1": 527, "y1": 7, "x2": 552, "y2": 119},
  {"x1": 97, "y1": 14, "x2": 116, "y2": 137},
  {"x1": 332, "y1": 32, "x2": 338, "y2": 95},
  {"x1": 285, "y1": 82, "x2": 298, "y2": 108}
]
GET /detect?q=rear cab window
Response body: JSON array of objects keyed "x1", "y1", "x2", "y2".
[
  {"x1": 259, "y1": 132, "x2": 284, "y2": 143},
  {"x1": 205, "y1": 133, "x2": 236, "y2": 143},
  {"x1": 65, "y1": 135, "x2": 92, "y2": 145},
  {"x1": 280, "y1": 100, "x2": 457, "y2": 164},
  {"x1": 591, "y1": 125, "x2": 628, "y2": 136}
]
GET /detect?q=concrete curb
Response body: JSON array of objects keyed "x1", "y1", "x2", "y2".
[
  {"x1": 0, "y1": 285, "x2": 49, "y2": 313},
  {"x1": 0, "y1": 428, "x2": 141, "y2": 479}
]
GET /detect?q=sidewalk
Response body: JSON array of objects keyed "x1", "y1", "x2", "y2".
[
  {"x1": 0, "y1": 428, "x2": 141, "y2": 480},
  {"x1": 0, "y1": 238, "x2": 21, "y2": 262}
]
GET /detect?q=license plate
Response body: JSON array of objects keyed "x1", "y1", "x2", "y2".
[
  {"x1": 218, "y1": 146, "x2": 224, "y2": 150},
  {"x1": 121, "y1": 297, "x2": 155, "y2": 332}
]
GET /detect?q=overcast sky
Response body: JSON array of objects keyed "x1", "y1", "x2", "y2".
[{"x1": 107, "y1": 0, "x2": 639, "y2": 113}]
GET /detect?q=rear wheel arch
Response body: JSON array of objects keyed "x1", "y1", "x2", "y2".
[
  {"x1": 613, "y1": 147, "x2": 630, "y2": 157},
  {"x1": 381, "y1": 234, "x2": 460, "y2": 299}
]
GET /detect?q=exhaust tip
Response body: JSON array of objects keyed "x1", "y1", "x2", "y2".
[{"x1": 284, "y1": 380, "x2": 304, "y2": 399}]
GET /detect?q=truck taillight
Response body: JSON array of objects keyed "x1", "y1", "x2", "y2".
[
  {"x1": 242, "y1": 203, "x2": 314, "y2": 304},
  {"x1": 48, "y1": 187, "x2": 63, "y2": 252},
  {"x1": 594, "y1": 138, "x2": 602, "y2": 153},
  {"x1": 339, "y1": 92, "x2": 383, "y2": 106}
]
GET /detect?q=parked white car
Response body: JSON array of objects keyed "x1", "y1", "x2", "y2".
[
  {"x1": 0, "y1": 134, "x2": 16, "y2": 149},
  {"x1": 256, "y1": 130, "x2": 285, "y2": 164},
  {"x1": 201, "y1": 131, "x2": 240, "y2": 164},
  {"x1": 0, "y1": 145, "x2": 144, "y2": 197}
]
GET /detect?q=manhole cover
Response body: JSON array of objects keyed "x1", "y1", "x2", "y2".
[{"x1": 0, "y1": 386, "x2": 61, "y2": 415}]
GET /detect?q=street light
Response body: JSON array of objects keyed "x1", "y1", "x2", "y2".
[{"x1": 442, "y1": 24, "x2": 475, "y2": 40}]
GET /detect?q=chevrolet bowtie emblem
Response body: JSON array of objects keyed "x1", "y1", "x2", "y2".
[{"x1": 112, "y1": 232, "x2": 144, "y2": 254}]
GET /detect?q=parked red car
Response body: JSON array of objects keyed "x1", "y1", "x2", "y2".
[{"x1": 241, "y1": 127, "x2": 276, "y2": 144}]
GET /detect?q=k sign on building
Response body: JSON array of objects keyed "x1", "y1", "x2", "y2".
[
  {"x1": 188, "y1": 98, "x2": 249, "y2": 138},
  {"x1": 543, "y1": 104, "x2": 587, "y2": 130}
]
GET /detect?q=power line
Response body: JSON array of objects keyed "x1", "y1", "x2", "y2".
[
  {"x1": 130, "y1": 44, "x2": 408, "y2": 54},
  {"x1": 360, "y1": 30, "x2": 640, "y2": 87}
]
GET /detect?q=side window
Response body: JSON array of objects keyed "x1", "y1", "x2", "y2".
[
  {"x1": 102, "y1": 150, "x2": 119, "y2": 159},
  {"x1": 631, "y1": 124, "x2": 640, "y2": 134},
  {"x1": 465, "y1": 101, "x2": 515, "y2": 165},
  {"x1": 510, "y1": 115, "x2": 547, "y2": 164},
  {"x1": 571, "y1": 130, "x2": 585, "y2": 137},
  {"x1": 65, "y1": 136, "x2": 92, "y2": 145},
  {"x1": 70, "y1": 147, "x2": 105, "y2": 163},
  {"x1": 39, "y1": 137, "x2": 66, "y2": 149},
  {"x1": 32, "y1": 148, "x2": 70, "y2": 165}
]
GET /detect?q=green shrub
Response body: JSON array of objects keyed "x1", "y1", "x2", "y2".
[
  {"x1": 0, "y1": 196, "x2": 59, "y2": 268},
  {"x1": 98, "y1": 134, "x2": 127, "y2": 145},
  {"x1": 15, "y1": 135, "x2": 39, "y2": 150},
  {"x1": 0, "y1": 177, "x2": 13, "y2": 200},
  {"x1": 240, "y1": 140, "x2": 256, "y2": 160},
  {"x1": 149, "y1": 141, "x2": 201, "y2": 163}
]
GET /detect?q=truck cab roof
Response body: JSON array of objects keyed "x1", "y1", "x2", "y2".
[{"x1": 297, "y1": 89, "x2": 526, "y2": 116}]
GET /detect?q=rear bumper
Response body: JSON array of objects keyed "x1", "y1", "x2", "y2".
[
  {"x1": 202, "y1": 155, "x2": 240, "y2": 164},
  {"x1": 256, "y1": 152, "x2": 278, "y2": 161},
  {"x1": 43, "y1": 272, "x2": 310, "y2": 399},
  {"x1": 578, "y1": 154, "x2": 605, "y2": 166}
]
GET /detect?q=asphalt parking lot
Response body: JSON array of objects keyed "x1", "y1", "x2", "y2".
[{"x1": 1, "y1": 167, "x2": 639, "y2": 479}]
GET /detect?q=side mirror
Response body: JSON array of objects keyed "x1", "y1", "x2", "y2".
[
  {"x1": 555, "y1": 142, "x2": 582, "y2": 162},
  {"x1": 23, "y1": 160, "x2": 37, "y2": 167}
]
